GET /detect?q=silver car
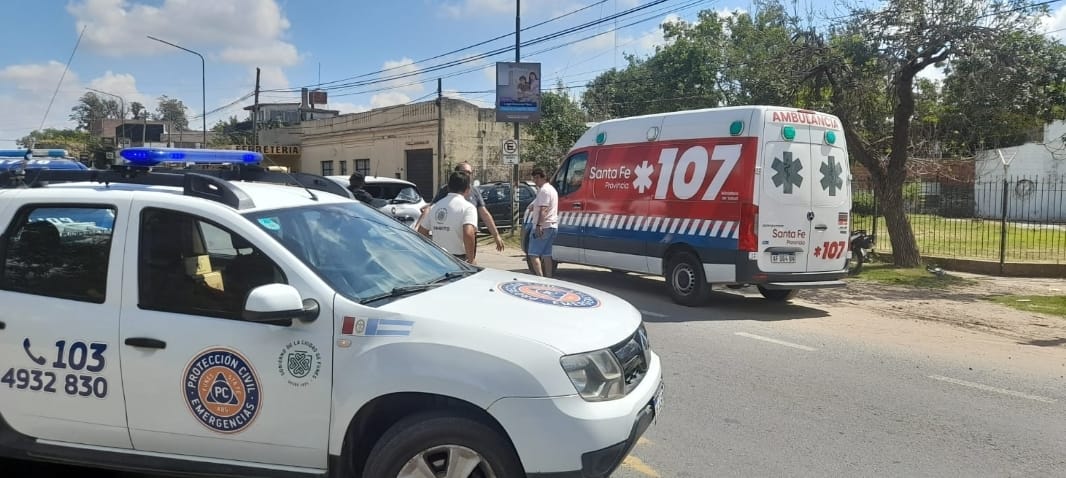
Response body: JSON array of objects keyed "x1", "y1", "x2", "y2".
[{"x1": 328, "y1": 175, "x2": 426, "y2": 228}]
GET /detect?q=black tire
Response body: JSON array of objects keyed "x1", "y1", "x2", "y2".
[
  {"x1": 665, "y1": 251, "x2": 711, "y2": 306},
  {"x1": 757, "y1": 286, "x2": 798, "y2": 301},
  {"x1": 362, "y1": 411, "x2": 524, "y2": 478},
  {"x1": 847, "y1": 249, "x2": 866, "y2": 275}
]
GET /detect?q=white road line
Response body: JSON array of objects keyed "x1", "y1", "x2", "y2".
[
  {"x1": 734, "y1": 332, "x2": 818, "y2": 351},
  {"x1": 928, "y1": 375, "x2": 1057, "y2": 404},
  {"x1": 639, "y1": 309, "x2": 668, "y2": 318}
]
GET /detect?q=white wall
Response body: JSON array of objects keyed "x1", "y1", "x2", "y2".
[{"x1": 974, "y1": 121, "x2": 1066, "y2": 222}]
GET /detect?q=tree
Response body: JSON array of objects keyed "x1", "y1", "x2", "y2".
[
  {"x1": 526, "y1": 84, "x2": 590, "y2": 171},
  {"x1": 16, "y1": 128, "x2": 99, "y2": 161},
  {"x1": 69, "y1": 93, "x2": 121, "y2": 131},
  {"x1": 797, "y1": 0, "x2": 1059, "y2": 266},
  {"x1": 155, "y1": 95, "x2": 189, "y2": 131},
  {"x1": 129, "y1": 102, "x2": 147, "y2": 120},
  {"x1": 209, "y1": 115, "x2": 253, "y2": 147}
]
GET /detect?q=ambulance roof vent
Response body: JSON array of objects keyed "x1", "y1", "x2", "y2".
[{"x1": 646, "y1": 126, "x2": 660, "y2": 141}]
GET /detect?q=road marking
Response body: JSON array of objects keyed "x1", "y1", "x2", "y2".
[
  {"x1": 928, "y1": 375, "x2": 1057, "y2": 403},
  {"x1": 640, "y1": 309, "x2": 668, "y2": 318},
  {"x1": 622, "y1": 455, "x2": 661, "y2": 477},
  {"x1": 734, "y1": 332, "x2": 818, "y2": 351}
]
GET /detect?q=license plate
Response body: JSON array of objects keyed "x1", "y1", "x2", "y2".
[
  {"x1": 771, "y1": 253, "x2": 796, "y2": 264},
  {"x1": 652, "y1": 381, "x2": 664, "y2": 416}
]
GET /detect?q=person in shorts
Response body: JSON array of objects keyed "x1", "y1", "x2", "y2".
[
  {"x1": 417, "y1": 171, "x2": 478, "y2": 263},
  {"x1": 527, "y1": 167, "x2": 558, "y2": 277}
]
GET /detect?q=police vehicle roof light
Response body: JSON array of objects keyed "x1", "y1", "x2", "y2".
[
  {"x1": 119, "y1": 147, "x2": 262, "y2": 166},
  {"x1": 0, "y1": 149, "x2": 70, "y2": 158}
]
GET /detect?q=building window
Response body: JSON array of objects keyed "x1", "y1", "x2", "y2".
[
  {"x1": 355, "y1": 159, "x2": 370, "y2": 176},
  {"x1": 339, "y1": 160, "x2": 348, "y2": 175},
  {"x1": 321, "y1": 161, "x2": 334, "y2": 176}
]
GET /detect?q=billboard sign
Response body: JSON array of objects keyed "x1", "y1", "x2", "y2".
[{"x1": 495, "y1": 62, "x2": 542, "y2": 123}]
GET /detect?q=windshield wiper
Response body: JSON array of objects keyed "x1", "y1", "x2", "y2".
[{"x1": 359, "y1": 270, "x2": 477, "y2": 305}]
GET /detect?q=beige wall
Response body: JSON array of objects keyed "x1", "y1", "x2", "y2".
[{"x1": 299, "y1": 98, "x2": 531, "y2": 191}]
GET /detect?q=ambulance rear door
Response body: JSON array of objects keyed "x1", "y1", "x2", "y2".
[
  {"x1": 806, "y1": 126, "x2": 851, "y2": 273},
  {"x1": 756, "y1": 121, "x2": 814, "y2": 273}
]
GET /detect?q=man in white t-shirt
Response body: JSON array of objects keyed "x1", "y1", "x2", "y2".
[
  {"x1": 418, "y1": 171, "x2": 478, "y2": 263},
  {"x1": 527, "y1": 167, "x2": 559, "y2": 277}
]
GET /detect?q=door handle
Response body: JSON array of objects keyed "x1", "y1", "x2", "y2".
[
  {"x1": 0, "y1": 320, "x2": 5, "y2": 330},
  {"x1": 814, "y1": 225, "x2": 828, "y2": 231},
  {"x1": 125, "y1": 337, "x2": 166, "y2": 349},
  {"x1": 571, "y1": 202, "x2": 583, "y2": 209}
]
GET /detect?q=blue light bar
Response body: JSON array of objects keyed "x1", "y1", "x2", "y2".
[
  {"x1": 0, "y1": 159, "x2": 89, "y2": 171},
  {"x1": 0, "y1": 149, "x2": 70, "y2": 158},
  {"x1": 119, "y1": 147, "x2": 262, "y2": 166}
]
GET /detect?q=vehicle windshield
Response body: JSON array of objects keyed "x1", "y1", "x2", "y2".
[
  {"x1": 394, "y1": 186, "x2": 421, "y2": 203},
  {"x1": 243, "y1": 202, "x2": 470, "y2": 303}
]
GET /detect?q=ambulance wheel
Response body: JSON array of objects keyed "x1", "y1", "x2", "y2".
[
  {"x1": 757, "y1": 286, "x2": 798, "y2": 302},
  {"x1": 665, "y1": 251, "x2": 711, "y2": 306},
  {"x1": 363, "y1": 411, "x2": 524, "y2": 478}
]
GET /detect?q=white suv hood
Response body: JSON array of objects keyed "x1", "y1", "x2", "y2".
[{"x1": 381, "y1": 268, "x2": 642, "y2": 355}]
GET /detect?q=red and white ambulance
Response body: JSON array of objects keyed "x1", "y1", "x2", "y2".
[{"x1": 545, "y1": 105, "x2": 852, "y2": 305}]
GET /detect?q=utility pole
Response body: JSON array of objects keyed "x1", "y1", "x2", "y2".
[
  {"x1": 438, "y1": 77, "x2": 444, "y2": 189},
  {"x1": 511, "y1": 0, "x2": 521, "y2": 237},
  {"x1": 253, "y1": 67, "x2": 261, "y2": 149}
]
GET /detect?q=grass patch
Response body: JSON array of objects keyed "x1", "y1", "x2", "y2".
[
  {"x1": 852, "y1": 213, "x2": 1066, "y2": 264},
  {"x1": 853, "y1": 263, "x2": 977, "y2": 288},
  {"x1": 478, "y1": 229, "x2": 524, "y2": 250},
  {"x1": 987, "y1": 295, "x2": 1066, "y2": 318}
]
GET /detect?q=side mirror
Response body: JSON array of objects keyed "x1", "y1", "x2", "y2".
[{"x1": 243, "y1": 284, "x2": 319, "y2": 325}]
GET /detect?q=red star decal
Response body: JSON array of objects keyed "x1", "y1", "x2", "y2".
[{"x1": 814, "y1": 246, "x2": 823, "y2": 257}]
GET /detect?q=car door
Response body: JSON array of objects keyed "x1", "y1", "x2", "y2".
[
  {"x1": 118, "y1": 200, "x2": 333, "y2": 468},
  {"x1": 0, "y1": 200, "x2": 131, "y2": 449},
  {"x1": 551, "y1": 152, "x2": 589, "y2": 264},
  {"x1": 807, "y1": 129, "x2": 851, "y2": 272}
]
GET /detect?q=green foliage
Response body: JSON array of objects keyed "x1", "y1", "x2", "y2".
[
  {"x1": 526, "y1": 85, "x2": 589, "y2": 171},
  {"x1": 16, "y1": 128, "x2": 97, "y2": 157},
  {"x1": 155, "y1": 95, "x2": 189, "y2": 131},
  {"x1": 987, "y1": 295, "x2": 1066, "y2": 318},
  {"x1": 69, "y1": 93, "x2": 122, "y2": 131},
  {"x1": 209, "y1": 115, "x2": 253, "y2": 147}
]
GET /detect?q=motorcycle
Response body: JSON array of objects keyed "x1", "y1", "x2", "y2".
[{"x1": 848, "y1": 229, "x2": 876, "y2": 275}]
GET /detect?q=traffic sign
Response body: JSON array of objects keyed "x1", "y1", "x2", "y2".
[
  {"x1": 502, "y1": 139, "x2": 518, "y2": 155},
  {"x1": 502, "y1": 153, "x2": 519, "y2": 165}
]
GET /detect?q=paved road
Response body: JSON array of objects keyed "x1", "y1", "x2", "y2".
[{"x1": 7, "y1": 254, "x2": 1066, "y2": 477}]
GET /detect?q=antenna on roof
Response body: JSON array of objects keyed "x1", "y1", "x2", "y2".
[{"x1": 38, "y1": 25, "x2": 86, "y2": 134}]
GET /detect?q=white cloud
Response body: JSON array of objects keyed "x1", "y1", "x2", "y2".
[
  {"x1": 379, "y1": 58, "x2": 425, "y2": 94},
  {"x1": 257, "y1": 66, "x2": 291, "y2": 92},
  {"x1": 370, "y1": 92, "x2": 413, "y2": 109},
  {"x1": 66, "y1": 0, "x2": 301, "y2": 97},
  {"x1": 0, "y1": 62, "x2": 150, "y2": 147},
  {"x1": 441, "y1": 0, "x2": 516, "y2": 18},
  {"x1": 330, "y1": 102, "x2": 368, "y2": 114},
  {"x1": 444, "y1": 89, "x2": 493, "y2": 108},
  {"x1": 569, "y1": 13, "x2": 680, "y2": 57},
  {"x1": 1042, "y1": 5, "x2": 1066, "y2": 42}
]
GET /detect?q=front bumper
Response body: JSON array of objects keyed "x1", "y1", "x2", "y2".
[{"x1": 488, "y1": 351, "x2": 662, "y2": 477}]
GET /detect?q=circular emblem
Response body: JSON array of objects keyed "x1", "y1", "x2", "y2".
[
  {"x1": 435, "y1": 208, "x2": 448, "y2": 223},
  {"x1": 183, "y1": 348, "x2": 261, "y2": 434},
  {"x1": 277, "y1": 340, "x2": 322, "y2": 387},
  {"x1": 498, "y1": 281, "x2": 601, "y2": 308}
]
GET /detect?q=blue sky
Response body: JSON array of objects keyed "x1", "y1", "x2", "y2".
[{"x1": 2, "y1": 0, "x2": 1064, "y2": 149}]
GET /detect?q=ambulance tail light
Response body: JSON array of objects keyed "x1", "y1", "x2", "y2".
[{"x1": 739, "y1": 203, "x2": 758, "y2": 252}]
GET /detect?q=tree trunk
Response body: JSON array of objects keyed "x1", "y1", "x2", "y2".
[{"x1": 876, "y1": 176, "x2": 922, "y2": 267}]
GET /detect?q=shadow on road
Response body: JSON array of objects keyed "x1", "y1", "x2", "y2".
[
  {"x1": 1019, "y1": 337, "x2": 1066, "y2": 347},
  {"x1": 505, "y1": 266, "x2": 831, "y2": 323}
]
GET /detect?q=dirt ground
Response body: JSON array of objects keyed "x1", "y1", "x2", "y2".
[{"x1": 802, "y1": 271, "x2": 1066, "y2": 348}]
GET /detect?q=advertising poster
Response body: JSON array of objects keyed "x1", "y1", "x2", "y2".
[{"x1": 495, "y1": 62, "x2": 542, "y2": 123}]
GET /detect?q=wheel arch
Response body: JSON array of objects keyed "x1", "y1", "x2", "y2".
[{"x1": 334, "y1": 392, "x2": 520, "y2": 478}]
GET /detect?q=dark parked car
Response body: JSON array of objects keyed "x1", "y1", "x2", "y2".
[{"x1": 478, "y1": 181, "x2": 536, "y2": 229}]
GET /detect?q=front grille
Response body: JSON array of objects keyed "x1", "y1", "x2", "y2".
[{"x1": 610, "y1": 324, "x2": 650, "y2": 394}]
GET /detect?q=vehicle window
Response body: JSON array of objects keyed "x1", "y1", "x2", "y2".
[
  {"x1": 395, "y1": 186, "x2": 422, "y2": 203},
  {"x1": 138, "y1": 208, "x2": 286, "y2": 320},
  {"x1": 556, "y1": 152, "x2": 588, "y2": 196},
  {"x1": 244, "y1": 202, "x2": 470, "y2": 304},
  {"x1": 519, "y1": 185, "x2": 535, "y2": 201},
  {"x1": 1, "y1": 206, "x2": 117, "y2": 303}
]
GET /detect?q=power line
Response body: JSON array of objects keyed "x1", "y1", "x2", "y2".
[{"x1": 264, "y1": 0, "x2": 677, "y2": 94}]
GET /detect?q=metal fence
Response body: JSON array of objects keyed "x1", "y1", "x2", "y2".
[{"x1": 851, "y1": 175, "x2": 1066, "y2": 264}]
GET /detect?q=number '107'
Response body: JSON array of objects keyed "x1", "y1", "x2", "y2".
[{"x1": 52, "y1": 341, "x2": 107, "y2": 373}]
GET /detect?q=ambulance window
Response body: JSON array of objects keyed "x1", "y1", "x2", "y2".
[
  {"x1": 1, "y1": 205, "x2": 117, "y2": 303},
  {"x1": 557, "y1": 152, "x2": 588, "y2": 196},
  {"x1": 137, "y1": 208, "x2": 286, "y2": 321}
]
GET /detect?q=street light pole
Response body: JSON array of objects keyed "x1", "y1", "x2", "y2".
[
  {"x1": 87, "y1": 87, "x2": 126, "y2": 147},
  {"x1": 147, "y1": 35, "x2": 206, "y2": 148}
]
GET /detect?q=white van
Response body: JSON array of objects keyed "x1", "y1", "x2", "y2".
[{"x1": 545, "y1": 106, "x2": 852, "y2": 305}]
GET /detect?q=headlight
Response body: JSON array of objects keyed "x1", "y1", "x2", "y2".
[{"x1": 560, "y1": 349, "x2": 624, "y2": 401}]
